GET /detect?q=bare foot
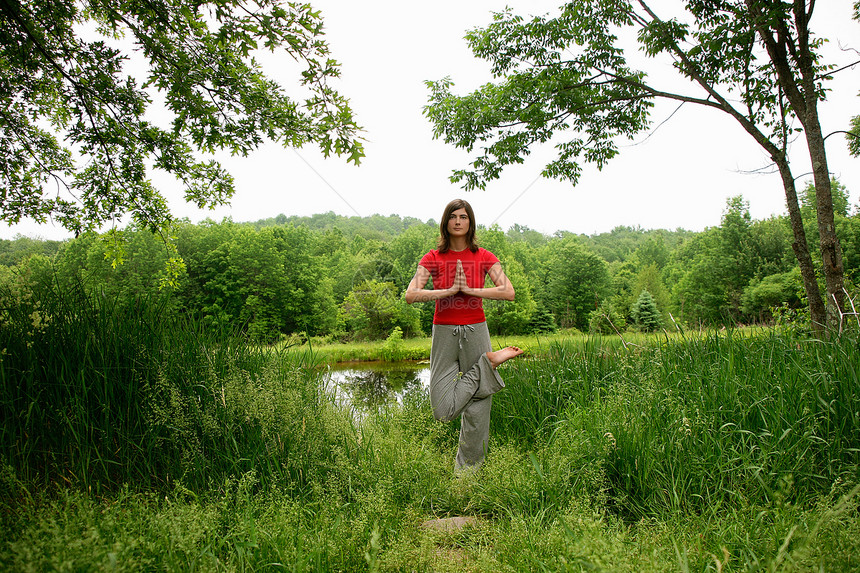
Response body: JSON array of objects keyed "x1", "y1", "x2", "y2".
[{"x1": 486, "y1": 346, "x2": 523, "y2": 369}]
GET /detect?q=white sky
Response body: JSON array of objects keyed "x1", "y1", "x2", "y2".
[{"x1": 3, "y1": 1, "x2": 859, "y2": 241}]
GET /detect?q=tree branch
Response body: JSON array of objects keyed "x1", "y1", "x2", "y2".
[{"x1": 634, "y1": 0, "x2": 790, "y2": 164}]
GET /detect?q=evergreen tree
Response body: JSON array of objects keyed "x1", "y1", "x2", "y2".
[
  {"x1": 527, "y1": 303, "x2": 558, "y2": 334},
  {"x1": 630, "y1": 290, "x2": 662, "y2": 333}
]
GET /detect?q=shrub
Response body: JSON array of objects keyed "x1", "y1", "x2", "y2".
[
  {"x1": 380, "y1": 327, "x2": 405, "y2": 361},
  {"x1": 588, "y1": 300, "x2": 627, "y2": 334}
]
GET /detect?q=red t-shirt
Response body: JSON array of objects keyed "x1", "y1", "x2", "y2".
[{"x1": 418, "y1": 247, "x2": 500, "y2": 325}]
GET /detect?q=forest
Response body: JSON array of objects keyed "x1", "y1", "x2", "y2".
[{"x1": 2, "y1": 180, "x2": 857, "y2": 343}]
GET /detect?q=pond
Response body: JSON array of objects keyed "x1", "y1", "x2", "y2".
[{"x1": 322, "y1": 360, "x2": 430, "y2": 411}]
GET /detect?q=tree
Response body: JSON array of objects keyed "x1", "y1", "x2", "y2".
[
  {"x1": 632, "y1": 262, "x2": 669, "y2": 316},
  {"x1": 719, "y1": 196, "x2": 759, "y2": 313},
  {"x1": 0, "y1": 236, "x2": 63, "y2": 267},
  {"x1": 667, "y1": 226, "x2": 730, "y2": 325},
  {"x1": 633, "y1": 234, "x2": 669, "y2": 270},
  {"x1": 588, "y1": 299, "x2": 627, "y2": 334},
  {"x1": 53, "y1": 225, "x2": 186, "y2": 303},
  {"x1": 539, "y1": 235, "x2": 610, "y2": 330},
  {"x1": 387, "y1": 223, "x2": 436, "y2": 292},
  {"x1": 1, "y1": 0, "x2": 363, "y2": 236},
  {"x1": 630, "y1": 289, "x2": 662, "y2": 332},
  {"x1": 174, "y1": 222, "x2": 336, "y2": 337},
  {"x1": 667, "y1": 196, "x2": 780, "y2": 325},
  {"x1": 741, "y1": 269, "x2": 803, "y2": 322},
  {"x1": 801, "y1": 177, "x2": 850, "y2": 221},
  {"x1": 338, "y1": 279, "x2": 421, "y2": 340},
  {"x1": 484, "y1": 257, "x2": 537, "y2": 335},
  {"x1": 425, "y1": 1, "x2": 857, "y2": 333}
]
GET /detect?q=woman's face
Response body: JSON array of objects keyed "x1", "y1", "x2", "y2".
[{"x1": 447, "y1": 208, "x2": 470, "y2": 238}]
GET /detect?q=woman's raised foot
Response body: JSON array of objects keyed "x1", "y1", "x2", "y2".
[{"x1": 486, "y1": 346, "x2": 523, "y2": 369}]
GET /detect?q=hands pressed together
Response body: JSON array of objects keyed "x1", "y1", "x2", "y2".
[{"x1": 449, "y1": 260, "x2": 471, "y2": 296}]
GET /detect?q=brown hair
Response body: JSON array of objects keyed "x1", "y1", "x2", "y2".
[{"x1": 438, "y1": 198, "x2": 478, "y2": 253}]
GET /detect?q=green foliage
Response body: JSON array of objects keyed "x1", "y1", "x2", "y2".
[
  {"x1": 850, "y1": 113, "x2": 860, "y2": 157},
  {"x1": 742, "y1": 269, "x2": 804, "y2": 322},
  {"x1": 667, "y1": 196, "x2": 798, "y2": 327},
  {"x1": 423, "y1": 2, "x2": 833, "y2": 191},
  {"x1": 0, "y1": 236, "x2": 63, "y2": 266},
  {"x1": 629, "y1": 289, "x2": 662, "y2": 332},
  {"x1": 633, "y1": 233, "x2": 670, "y2": 269},
  {"x1": 338, "y1": 280, "x2": 421, "y2": 340},
  {"x1": 0, "y1": 0, "x2": 363, "y2": 235},
  {"x1": 424, "y1": 2, "x2": 652, "y2": 191},
  {"x1": 387, "y1": 223, "x2": 437, "y2": 292},
  {"x1": 526, "y1": 302, "x2": 557, "y2": 334},
  {"x1": 4, "y1": 190, "x2": 856, "y2": 342},
  {"x1": 424, "y1": 1, "x2": 851, "y2": 329},
  {"x1": 838, "y1": 211, "x2": 860, "y2": 284},
  {"x1": 176, "y1": 221, "x2": 336, "y2": 338},
  {"x1": 588, "y1": 299, "x2": 627, "y2": 335},
  {"x1": 632, "y1": 262, "x2": 669, "y2": 315},
  {"x1": 801, "y1": 178, "x2": 852, "y2": 218},
  {"x1": 51, "y1": 226, "x2": 186, "y2": 309},
  {"x1": 505, "y1": 223, "x2": 549, "y2": 248},
  {"x1": 539, "y1": 236, "x2": 610, "y2": 330},
  {"x1": 2, "y1": 328, "x2": 860, "y2": 570},
  {"x1": 772, "y1": 301, "x2": 813, "y2": 337},
  {"x1": 484, "y1": 258, "x2": 537, "y2": 335}
]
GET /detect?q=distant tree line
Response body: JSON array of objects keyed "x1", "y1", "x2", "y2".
[{"x1": 2, "y1": 180, "x2": 857, "y2": 341}]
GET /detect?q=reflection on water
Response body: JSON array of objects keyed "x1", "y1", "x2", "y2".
[{"x1": 323, "y1": 361, "x2": 430, "y2": 411}]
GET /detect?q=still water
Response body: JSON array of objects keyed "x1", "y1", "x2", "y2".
[{"x1": 322, "y1": 361, "x2": 430, "y2": 411}]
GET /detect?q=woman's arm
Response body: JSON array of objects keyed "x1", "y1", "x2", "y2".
[
  {"x1": 460, "y1": 262, "x2": 515, "y2": 301},
  {"x1": 405, "y1": 265, "x2": 457, "y2": 304}
]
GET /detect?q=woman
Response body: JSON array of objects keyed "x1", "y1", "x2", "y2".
[{"x1": 405, "y1": 199, "x2": 522, "y2": 470}]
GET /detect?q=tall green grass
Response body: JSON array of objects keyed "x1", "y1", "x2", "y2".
[
  {"x1": 0, "y1": 282, "x2": 343, "y2": 494},
  {"x1": 492, "y1": 331, "x2": 860, "y2": 521},
  {"x1": 2, "y1": 287, "x2": 858, "y2": 572}
]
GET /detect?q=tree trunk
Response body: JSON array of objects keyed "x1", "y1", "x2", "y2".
[
  {"x1": 743, "y1": 0, "x2": 844, "y2": 333},
  {"x1": 773, "y1": 156, "x2": 827, "y2": 331},
  {"x1": 800, "y1": 93, "x2": 845, "y2": 332}
]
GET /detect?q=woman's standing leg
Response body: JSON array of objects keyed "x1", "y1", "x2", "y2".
[
  {"x1": 429, "y1": 324, "x2": 465, "y2": 423},
  {"x1": 454, "y1": 322, "x2": 500, "y2": 469},
  {"x1": 428, "y1": 323, "x2": 504, "y2": 470}
]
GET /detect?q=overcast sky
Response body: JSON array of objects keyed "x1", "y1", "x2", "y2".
[{"x1": 4, "y1": 1, "x2": 859, "y2": 241}]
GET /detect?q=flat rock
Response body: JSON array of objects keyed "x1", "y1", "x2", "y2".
[{"x1": 420, "y1": 516, "x2": 477, "y2": 532}]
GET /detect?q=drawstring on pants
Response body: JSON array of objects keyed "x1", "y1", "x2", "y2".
[{"x1": 452, "y1": 324, "x2": 475, "y2": 349}]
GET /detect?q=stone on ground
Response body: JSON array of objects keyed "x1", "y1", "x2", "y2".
[{"x1": 420, "y1": 516, "x2": 477, "y2": 532}]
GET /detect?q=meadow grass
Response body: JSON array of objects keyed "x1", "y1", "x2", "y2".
[
  {"x1": 281, "y1": 328, "x2": 690, "y2": 365},
  {"x1": 1, "y1": 289, "x2": 858, "y2": 571},
  {"x1": 285, "y1": 336, "x2": 432, "y2": 364},
  {"x1": 288, "y1": 326, "x2": 765, "y2": 366}
]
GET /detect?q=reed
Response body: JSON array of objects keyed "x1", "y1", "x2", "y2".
[
  {"x1": 0, "y1": 282, "x2": 345, "y2": 493},
  {"x1": 491, "y1": 330, "x2": 860, "y2": 521}
]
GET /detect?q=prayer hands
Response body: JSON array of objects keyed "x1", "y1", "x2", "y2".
[{"x1": 452, "y1": 260, "x2": 468, "y2": 293}]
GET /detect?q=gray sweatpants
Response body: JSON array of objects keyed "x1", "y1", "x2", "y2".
[{"x1": 429, "y1": 322, "x2": 505, "y2": 470}]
